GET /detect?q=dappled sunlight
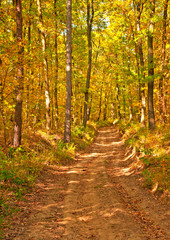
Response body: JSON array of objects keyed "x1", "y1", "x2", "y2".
[
  {"x1": 108, "y1": 159, "x2": 142, "y2": 177},
  {"x1": 82, "y1": 178, "x2": 93, "y2": 183},
  {"x1": 80, "y1": 152, "x2": 104, "y2": 158},
  {"x1": 37, "y1": 203, "x2": 58, "y2": 211},
  {"x1": 97, "y1": 136, "x2": 119, "y2": 140},
  {"x1": 66, "y1": 128, "x2": 139, "y2": 181},
  {"x1": 67, "y1": 170, "x2": 81, "y2": 174},
  {"x1": 63, "y1": 199, "x2": 128, "y2": 224},
  {"x1": 94, "y1": 141, "x2": 123, "y2": 147},
  {"x1": 122, "y1": 148, "x2": 136, "y2": 162},
  {"x1": 68, "y1": 180, "x2": 80, "y2": 184},
  {"x1": 79, "y1": 215, "x2": 93, "y2": 222},
  {"x1": 100, "y1": 207, "x2": 127, "y2": 218},
  {"x1": 119, "y1": 166, "x2": 136, "y2": 176}
]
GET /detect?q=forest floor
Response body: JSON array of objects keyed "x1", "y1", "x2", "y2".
[{"x1": 3, "y1": 126, "x2": 170, "y2": 240}]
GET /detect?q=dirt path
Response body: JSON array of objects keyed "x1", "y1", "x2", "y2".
[{"x1": 5, "y1": 126, "x2": 170, "y2": 240}]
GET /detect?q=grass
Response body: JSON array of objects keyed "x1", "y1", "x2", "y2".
[
  {"x1": 71, "y1": 123, "x2": 97, "y2": 150},
  {"x1": 116, "y1": 120, "x2": 170, "y2": 194}
]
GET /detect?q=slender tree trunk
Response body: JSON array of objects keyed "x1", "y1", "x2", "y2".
[
  {"x1": 136, "y1": 45, "x2": 141, "y2": 116},
  {"x1": 80, "y1": 96, "x2": 83, "y2": 122},
  {"x1": 26, "y1": 0, "x2": 32, "y2": 125},
  {"x1": 13, "y1": 0, "x2": 24, "y2": 147},
  {"x1": 116, "y1": 82, "x2": 121, "y2": 120},
  {"x1": 136, "y1": 3, "x2": 146, "y2": 128},
  {"x1": 148, "y1": 0, "x2": 155, "y2": 130},
  {"x1": 130, "y1": 20, "x2": 140, "y2": 122},
  {"x1": 111, "y1": 101, "x2": 114, "y2": 120},
  {"x1": 97, "y1": 82, "x2": 103, "y2": 121},
  {"x1": 115, "y1": 54, "x2": 121, "y2": 120},
  {"x1": 88, "y1": 93, "x2": 92, "y2": 120},
  {"x1": 159, "y1": 0, "x2": 168, "y2": 123},
  {"x1": 103, "y1": 91, "x2": 107, "y2": 121},
  {"x1": 128, "y1": 88, "x2": 133, "y2": 122},
  {"x1": 127, "y1": 60, "x2": 133, "y2": 122},
  {"x1": 64, "y1": 0, "x2": 72, "y2": 143},
  {"x1": 0, "y1": 70, "x2": 7, "y2": 146},
  {"x1": 54, "y1": 0, "x2": 59, "y2": 128},
  {"x1": 123, "y1": 84, "x2": 126, "y2": 120},
  {"x1": 110, "y1": 77, "x2": 115, "y2": 120},
  {"x1": 83, "y1": 0, "x2": 94, "y2": 128},
  {"x1": 37, "y1": 0, "x2": 51, "y2": 131}
]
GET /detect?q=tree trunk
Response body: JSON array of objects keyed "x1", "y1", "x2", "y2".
[
  {"x1": 123, "y1": 84, "x2": 126, "y2": 120},
  {"x1": 13, "y1": 0, "x2": 24, "y2": 147},
  {"x1": 128, "y1": 88, "x2": 133, "y2": 122},
  {"x1": 37, "y1": 0, "x2": 51, "y2": 131},
  {"x1": 88, "y1": 93, "x2": 92, "y2": 121},
  {"x1": 103, "y1": 91, "x2": 107, "y2": 121},
  {"x1": 159, "y1": 0, "x2": 168, "y2": 123},
  {"x1": 64, "y1": 0, "x2": 72, "y2": 143},
  {"x1": 25, "y1": 0, "x2": 32, "y2": 125},
  {"x1": 0, "y1": 69, "x2": 8, "y2": 146},
  {"x1": 148, "y1": 0, "x2": 155, "y2": 130},
  {"x1": 116, "y1": 82, "x2": 121, "y2": 120},
  {"x1": 110, "y1": 77, "x2": 115, "y2": 120},
  {"x1": 136, "y1": 45, "x2": 141, "y2": 117},
  {"x1": 54, "y1": 0, "x2": 59, "y2": 128},
  {"x1": 83, "y1": 0, "x2": 94, "y2": 128},
  {"x1": 136, "y1": 2, "x2": 146, "y2": 128},
  {"x1": 97, "y1": 82, "x2": 103, "y2": 121}
]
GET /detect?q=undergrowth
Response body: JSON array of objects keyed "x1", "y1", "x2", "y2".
[
  {"x1": 116, "y1": 120, "x2": 170, "y2": 194},
  {"x1": 72, "y1": 123, "x2": 97, "y2": 150}
]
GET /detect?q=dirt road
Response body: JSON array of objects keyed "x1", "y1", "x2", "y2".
[{"x1": 5, "y1": 126, "x2": 170, "y2": 240}]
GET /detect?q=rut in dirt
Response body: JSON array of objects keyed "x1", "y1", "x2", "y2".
[{"x1": 5, "y1": 126, "x2": 169, "y2": 240}]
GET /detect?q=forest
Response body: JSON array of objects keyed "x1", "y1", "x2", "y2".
[{"x1": 0, "y1": 0, "x2": 169, "y2": 238}]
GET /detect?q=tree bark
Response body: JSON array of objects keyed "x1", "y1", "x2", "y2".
[
  {"x1": 54, "y1": 0, "x2": 59, "y2": 128},
  {"x1": 83, "y1": 0, "x2": 94, "y2": 128},
  {"x1": 116, "y1": 82, "x2": 121, "y2": 120},
  {"x1": 0, "y1": 68, "x2": 8, "y2": 146},
  {"x1": 148, "y1": 0, "x2": 155, "y2": 130},
  {"x1": 97, "y1": 82, "x2": 103, "y2": 121},
  {"x1": 159, "y1": 0, "x2": 168, "y2": 123},
  {"x1": 13, "y1": 0, "x2": 24, "y2": 147},
  {"x1": 123, "y1": 84, "x2": 126, "y2": 120},
  {"x1": 110, "y1": 80, "x2": 115, "y2": 120},
  {"x1": 37, "y1": 0, "x2": 51, "y2": 131},
  {"x1": 25, "y1": 0, "x2": 32, "y2": 125},
  {"x1": 128, "y1": 82, "x2": 133, "y2": 122},
  {"x1": 136, "y1": 2, "x2": 146, "y2": 128},
  {"x1": 103, "y1": 91, "x2": 107, "y2": 121},
  {"x1": 88, "y1": 93, "x2": 92, "y2": 121},
  {"x1": 64, "y1": 0, "x2": 72, "y2": 143}
]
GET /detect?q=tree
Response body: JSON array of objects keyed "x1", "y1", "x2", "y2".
[
  {"x1": 159, "y1": 0, "x2": 168, "y2": 123},
  {"x1": 148, "y1": 0, "x2": 155, "y2": 130},
  {"x1": 83, "y1": 0, "x2": 94, "y2": 128},
  {"x1": 135, "y1": 0, "x2": 146, "y2": 128},
  {"x1": 54, "y1": 0, "x2": 59, "y2": 128},
  {"x1": 64, "y1": 0, "x2": 72, "y2": 143},
  {"x1": 13, "y1": 0, "x2": 24, "y2": 147},
  {"x1": 37, "y1": 0, "x2": 51, "y2": 131}
]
